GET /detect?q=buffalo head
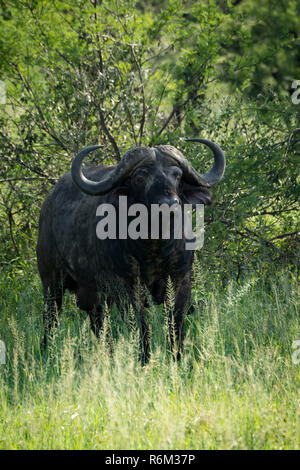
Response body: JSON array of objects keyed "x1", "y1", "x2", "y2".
[{"x1": 71, "y1": 139, "x2": 225, "y2": 208}]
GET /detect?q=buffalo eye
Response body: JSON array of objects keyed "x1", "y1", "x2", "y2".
[
  {"x1": 135, "y1": 175, "x2": 144, "y2": 185},
  {"x1": 170, "y1": 167, "x2": 182, "y2": 181},
  {"x1": 133, "y1": 170, "x2": 147, "y2": 185}
]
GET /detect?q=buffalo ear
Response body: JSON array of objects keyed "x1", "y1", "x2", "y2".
[{"x1": 181, "y1": 183, "x2": 212, "y2": 205}]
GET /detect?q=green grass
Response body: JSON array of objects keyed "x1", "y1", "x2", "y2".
[{"x1": 0, "y1": 262, "x2": 299, "y2": 449}]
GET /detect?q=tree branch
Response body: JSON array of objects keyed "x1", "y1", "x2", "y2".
[{"x1": 130, "y1": 45, "x2": 146, "y2": 145}]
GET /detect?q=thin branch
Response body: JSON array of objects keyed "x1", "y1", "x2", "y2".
[
  {"x1": 98, "y1": 106, "x2": 121, "y2": 162},
  {"x1": 124, "y1": 103, "x2": 138, "y2": 146},
  {"x1": 0, "y1": 177, "x2": 56, "y2": 184},
  {"x1": 11, "y1": 63, "x2": 69, "y2": 152},
  {"x1": 8, "y1": 210, "x2": 20, "y2": 257},
  {"x1": 269, "y1": 231, "x2": 299, "y2": 242},
  {"x1": 92, "y1": 0, "x2": 120, "y2": 161},
  {"x1": 283, "y1": 128, "x2": 300, "y2": 165},
  {"x1": 130, "y1": 45, "x2": 146, "y2": 145},
  {"x1": 0, "y1": 130, "x2": 56, "y2": 182},
  {"x1": 28, "y1": 5, "x2": 80, "y2": 74},
  {"x1": 246, "y1": 206, "x2": 298, "y2": 218},
  {"x1": 153, "y1": 108, "x2": 173, "y2": 140},
  {"x1": 151, "y1": 66, "x2": 207, "y2": 141}
]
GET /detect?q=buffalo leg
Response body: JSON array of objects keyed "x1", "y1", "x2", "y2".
[
  {"x1": 88, "y1": 305, "x2": 104, "y2": 337},
  {"x1": 140, "y1": 308, "x2": 150, "y2": 365},
  {"x1": 42, "y1": 280, "x2": 64, "y2": 346},
  {"x1": 76, "y1": 287, "x2": 105, "y2": 338},
  {"x1": 132, "y1": 283, "x2": 150, "y2": 365},
  {"x1": 169, "y1": 276, "x2": 191, "y2": 360}
]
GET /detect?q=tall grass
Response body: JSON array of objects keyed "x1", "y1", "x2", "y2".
[{"x1": 0, "y1": 262, "x2": 299, "y2": 449}]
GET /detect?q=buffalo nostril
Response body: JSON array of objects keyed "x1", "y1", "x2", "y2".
[{"x1": 158, "y1": 196, "x2": 180, "y2": 206}]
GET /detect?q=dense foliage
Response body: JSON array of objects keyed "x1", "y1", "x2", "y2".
[
  {"x1": 0, "y1": 1, "x2": 299, "y2": 450},
  {"x1": 0, "y1": 0, "x2": 299, "y2": 276}
]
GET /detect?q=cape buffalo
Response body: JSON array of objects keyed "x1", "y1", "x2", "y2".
[{"x1": 37, "y1": 138, "x2": 225, "y2": 363}]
